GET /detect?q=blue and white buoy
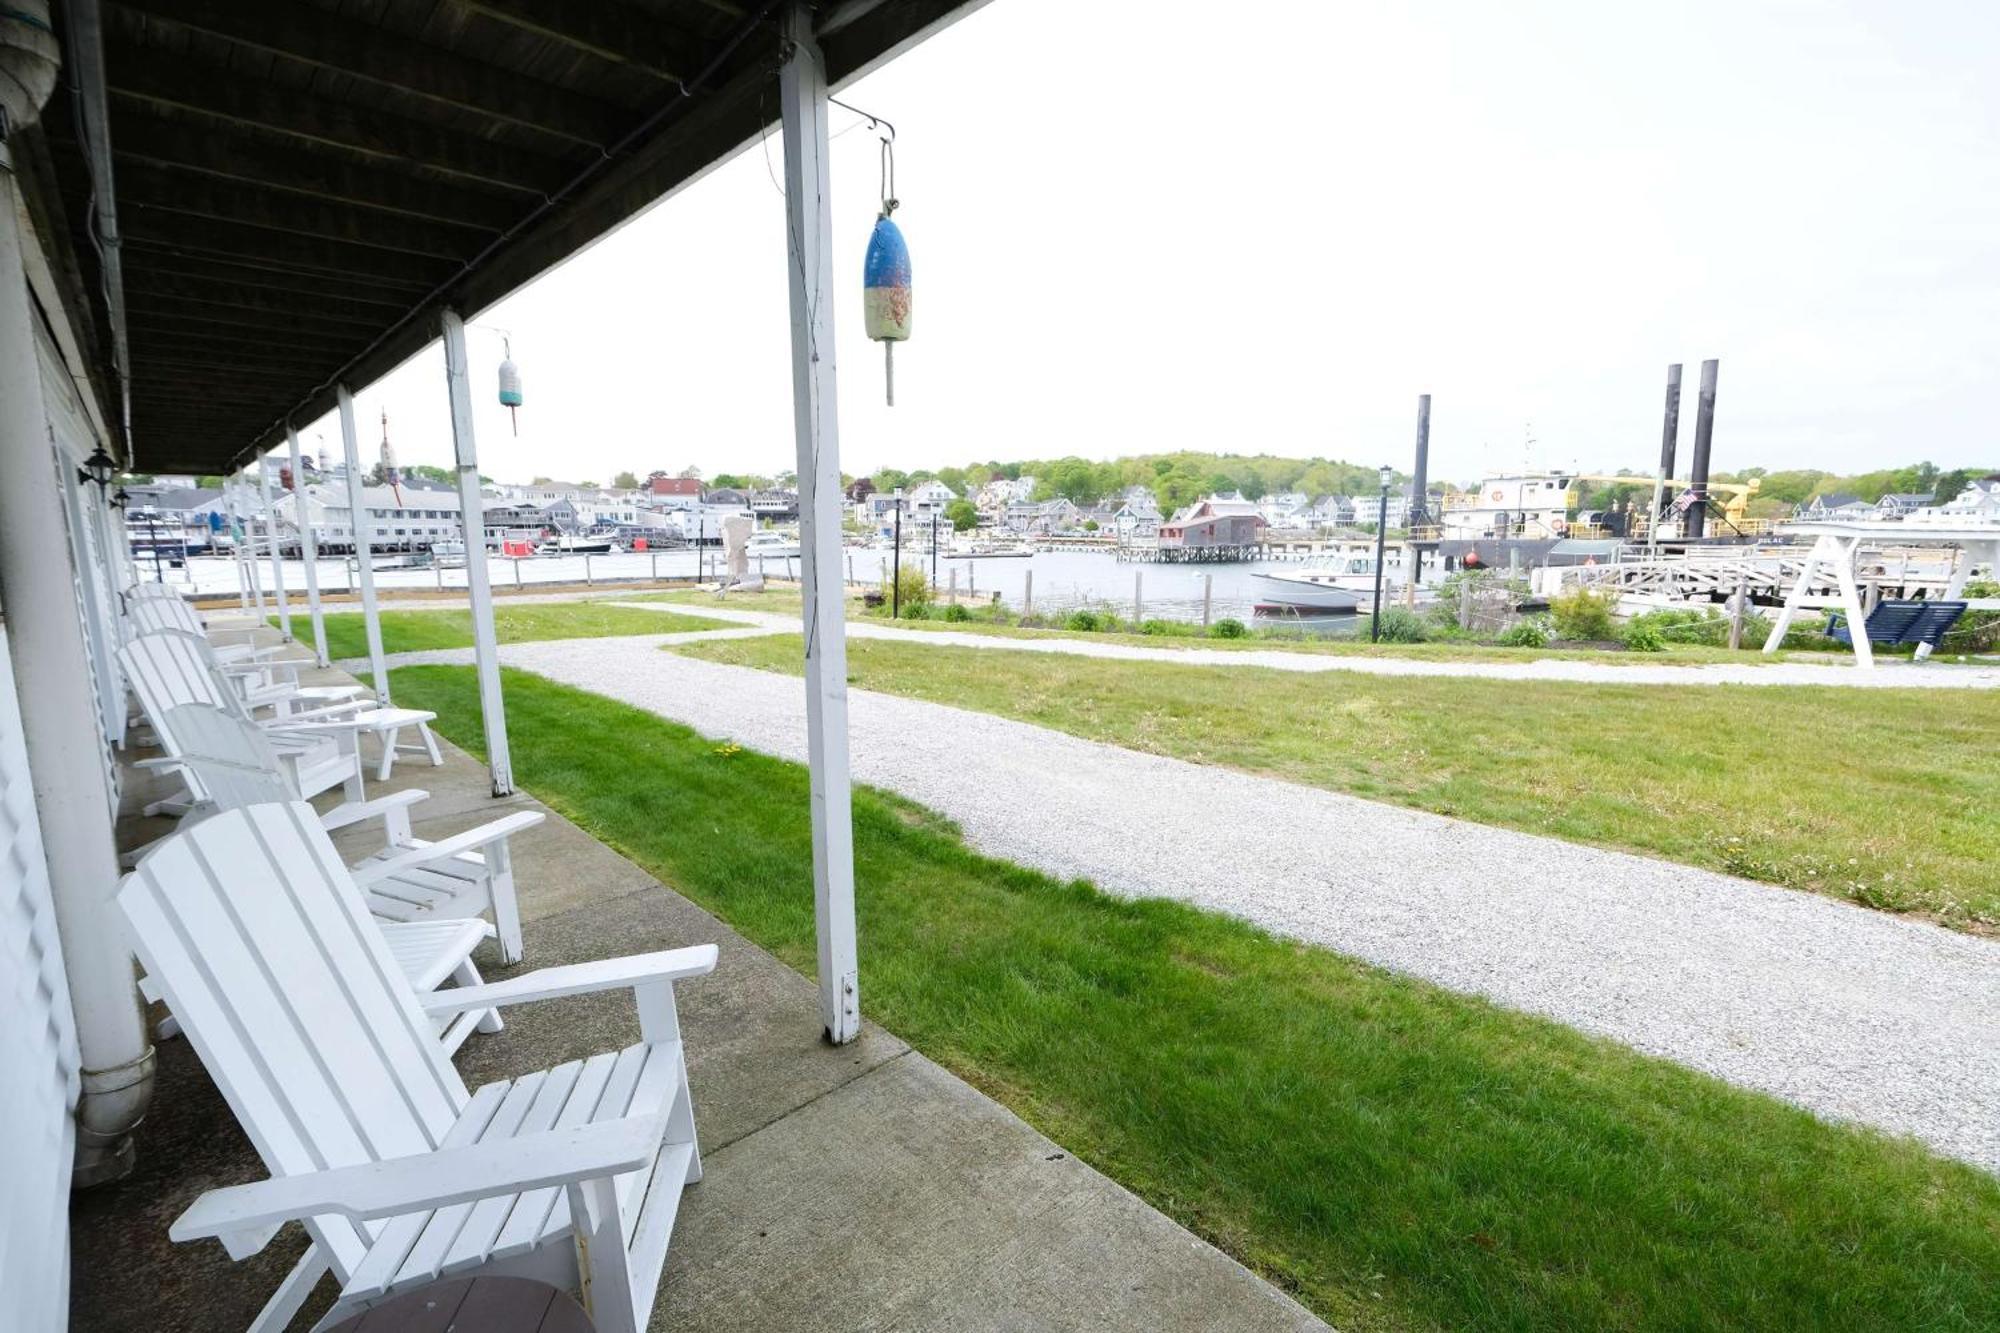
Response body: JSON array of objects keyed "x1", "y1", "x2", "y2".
[
  {"x1": 497, "y1": 338, "x2": 523, "y2": 436},
  {"x1": 863, "y1": 214, "x2": 911, "y2": 405}
]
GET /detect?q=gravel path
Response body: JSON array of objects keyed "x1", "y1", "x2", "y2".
[{"x1": 474, "y1": 635, "x2": 2000, "y2": 1173}]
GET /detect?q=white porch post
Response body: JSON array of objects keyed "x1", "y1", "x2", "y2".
[
  {"x1": 781, "y1": 2, "x2": 860, "y2": 1044},
  {"x1": 0, "y1": 143, "x2": 153, "y2": 1183},
  {"x1": 441, "y1": 309, "x2": 513, "y2": 796},
  {"x1": 229, "y1": 479, "x2": 250, "y2": 609},
  {"x1": 287, "y1": 423, "x2": 329, "y2": 667},
  {"x1": 338, "y1": 385, "x2": 391, "y2": 702},
  {"x1": 258, "y1": 452, "x2": 293, "y2": 641},
  {"x1": 239, "y1": 477, "x2": 268, "y2": 617}
]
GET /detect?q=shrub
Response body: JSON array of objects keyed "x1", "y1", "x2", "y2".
[
  {"x1": 1373, "y1": 608, "x2": 1429, "y2": 643},
  {"x1": 881, "y1": 564, "x2": 930, "y2": 611},
  {"x1": 1621, "y1": 623, "x2": 1666, "y2": 652},
  {"x1": 1139, "y1": 618, "x2": 1181, "y2": 636},
  {"x1": 1065, "y1": 610, "x2": 1105, "y2": 632},
  {"x1": 1550, "y1": 587, "x2": 1616, "y2": 641},
  {"x1": 1941, "y1": 580, "x2": 2000, "y2": 655},
  {"x1": 1208, "y1": 617, "x2": 1248, "y2": 639},
  {"x1": 941, "y1": 603, "x2": 973, "y2": 623},
  {"x1": 1497, "y1": 619, "x2": 1550, "y2": 648},
  {"x1": 899, "y1": 602, "x2": 933, "y2": 621}
]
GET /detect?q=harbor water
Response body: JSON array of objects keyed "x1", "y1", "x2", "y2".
[{"x1": 151, "y1": 546, "x2": 1372, "y2": 630}]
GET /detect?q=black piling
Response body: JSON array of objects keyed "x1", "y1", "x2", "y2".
[
  {"x1": 1685, "y1": 359, "x2": 1719, "y2": 539},
  {"x1": 1657, "y1": 364, "x2": 1682, "y2": 528}
]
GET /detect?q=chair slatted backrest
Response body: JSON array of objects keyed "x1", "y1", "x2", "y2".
[
  {"x1": 120, "y1": 631, "x2": 244, "y2": 725},
  {"x1": 1843, "y1": 600, "x2": 1971, "y2": 647},
  {"x1": 157, "y1": 704, "x2": 295, "y2": 808},
  {"x1": 119, "y1": 802, "x2": 470, "y2": 1276},
  {"x1": 128, "y1": 596, "x2": 207, "y2": 640}
]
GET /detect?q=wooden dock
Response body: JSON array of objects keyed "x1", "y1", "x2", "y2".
[{"x1": 1115, "y1": 542, "x2": 1263, "y2": 564}]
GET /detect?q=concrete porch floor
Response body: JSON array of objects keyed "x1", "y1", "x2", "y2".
[{"x1": 71, "y1": 636, "x2": 1325, "y2": 1332}]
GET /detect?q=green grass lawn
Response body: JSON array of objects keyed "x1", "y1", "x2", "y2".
[
  {"x1": 391, "y1": 663, "x2": 2000, "y2": 1333},
  {"x1": 282, "y1": 602, "x2": 732, "y2": 657},
  {"x1": 673, "y1": 634, "x2": 2000, "y2": 932}
]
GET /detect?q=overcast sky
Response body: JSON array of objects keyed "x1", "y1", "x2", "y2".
[{"x1": 294, "y1": 0, "x2": 2000, "y2": 488}]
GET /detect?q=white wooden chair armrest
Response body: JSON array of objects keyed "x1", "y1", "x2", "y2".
[
  {"x1": 216, "y1": 646, "x2": 291, "y2": 669},
  {"x1": 352, "y1": 812, "x2": 547, "y2": 886},
  {"x1": 262, "y1": 701, "x2": 374, "y2": 729},
  {"x1": 420, "y1": 945, "x2": 720, "y2": 1017},
  {"x1": 318, "y1": 789, "x2": 429, "y2": 832},
  {"x1": 170, "y1": 1113, "x2": 669, "y2": 1246},
  {"x1": 131, "y1": 756, "x2": 188, "y2": 772},
  {"x1": 263, "y1": 720, "x2": 371, "y2": 738}
]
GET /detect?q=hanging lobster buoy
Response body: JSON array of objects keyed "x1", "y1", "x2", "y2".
[
  {"x1": 864, "y1": 215, "x2": 911, "y2": 406},
  {"x1": 497, "y1": 341, "x2": 523, "y2": 437}
]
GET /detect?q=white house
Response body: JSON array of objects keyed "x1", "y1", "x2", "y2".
[
  {"x1": 275, "y1": 483, "x2": 471, "y2": 552},
  {"x1": 1345, "y1": 493, "x2": 1409, "y2": 528},
  {"x1": 905, "y1": 479, "x2": 957, "y2": 522},
  {"x1": 1873, "y1": 492, "x2": 1935, "y2": 518},
  {"x1": 1908, "y1": 477, "x2": 2000, "y2": 526},
  {"x1": 1797, "y1": 492, "x2": 1872, "y2": 521},
  {"x1": 1257, "y1": 491, "x2": 1311, "y2": 528}
]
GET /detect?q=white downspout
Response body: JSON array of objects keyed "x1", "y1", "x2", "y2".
[{"x1": 0, "y1": 139, "x2": 153, "y2": 1186}]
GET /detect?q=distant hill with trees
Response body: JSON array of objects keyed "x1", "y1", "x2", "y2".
[
  {"x1": 858, "y1": 454, "x2": 1992, "y2": 518},
  {"x1": 869, "y1": 453, "x2": 1398, "y2": 512}
]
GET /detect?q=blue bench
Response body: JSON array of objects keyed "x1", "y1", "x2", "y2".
[{"x1": 1824, "y1": 600, "x2": 1968, "y2": 648}]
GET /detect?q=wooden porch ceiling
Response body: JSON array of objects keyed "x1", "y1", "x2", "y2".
[{"x1": 24, "y1": 0, "x2": 978, "y2": 474}]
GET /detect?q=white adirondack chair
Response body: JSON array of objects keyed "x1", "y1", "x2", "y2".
[
  {"x1": 128, "y1": 592, "x2": 281, "y2": 666},
  {"x1": 120, "y1": 632, "x2": 366, "y2": 805},
  {"x1": 156, "y1": 702, "x2": 542, "y2": 965},
  {"x1": 121, "y1": 802, "x2": 714, "y2": 1333},
  {"x1": 124, "y1": 598, "x2": 358, "y2": 712}
]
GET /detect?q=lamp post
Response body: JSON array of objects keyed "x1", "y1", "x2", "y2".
[
  {"x1": 1370, "y1": 464, "x2": 1393, "y2": 642},
  {"x1": 890, "y1": 487, "x2": 904, "y2": 619}
]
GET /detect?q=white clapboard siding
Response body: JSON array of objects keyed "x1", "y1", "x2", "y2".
[
  {"x1": 39, "y1": 320, "x2": 126, "y2": 772},
  {"x1": 0, "y1": 620, "x2": 83, "y2": 1332}
]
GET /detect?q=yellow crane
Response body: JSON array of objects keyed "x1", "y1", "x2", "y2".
[{"x1": 1568, "y1": 474, "x2": 1762, "y2": 529}]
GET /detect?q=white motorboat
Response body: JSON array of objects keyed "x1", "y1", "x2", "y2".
[
  {"x1": 537, "y1": 532, "x2": 616, "y2": 555},
  {"x1": 1253, "y1": 570, "x2": 1365, "y2": 613},
  {"x1": 744, "y1": 531, "x2": 801, "y2": 559},
  {"x1": 429, "y1": 539, "x2": 467, "y2": 568},
  {"x1": 954, "y1": 538, "x2": 1034, "y2": 558},
  {"x1": 1256, "y1": 546, "x2": 1427, "y2": 613}
]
